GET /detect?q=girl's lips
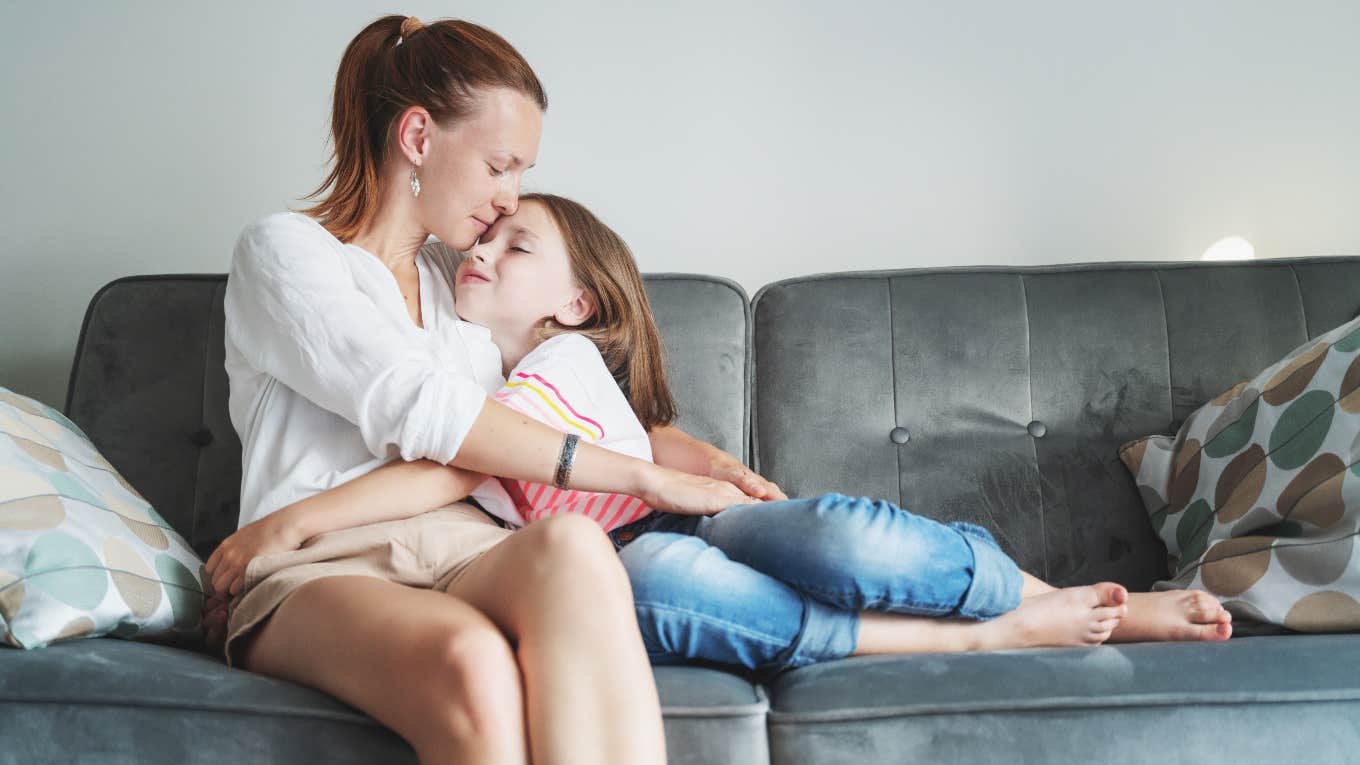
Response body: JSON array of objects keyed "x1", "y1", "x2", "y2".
[{"x1": 459, "y1": 272, "x2": 490, "y2": 285}]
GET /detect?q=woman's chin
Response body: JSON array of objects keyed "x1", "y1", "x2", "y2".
[{"x1": 432, "y1": 228, "x2": 478, "y2": 253}]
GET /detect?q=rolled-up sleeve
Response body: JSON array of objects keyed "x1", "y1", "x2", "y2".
[{"x1": 223, "y1": 215, "x2": 487, "y2": 464}]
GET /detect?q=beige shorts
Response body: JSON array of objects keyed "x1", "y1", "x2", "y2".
[{"x1": 222, "y1": 501, "x2": 512, "y2": 668}]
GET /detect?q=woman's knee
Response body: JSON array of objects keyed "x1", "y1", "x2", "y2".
[
  {"x1": 415, "y1": 621, "x2": 523, "y2": 742},
  {"x1": 525, "y1": 513, "x2": 629, "y2": 592}
]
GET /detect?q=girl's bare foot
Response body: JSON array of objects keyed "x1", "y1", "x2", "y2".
[
  {"x1": 974, "y1": 581, "x2": 1128, "y2": 650},
  {"x1": 1108, "y1": 590, "x2": 1232, "y2": 643}
]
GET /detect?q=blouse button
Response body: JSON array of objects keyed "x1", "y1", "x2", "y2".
[
  {"x1": 1027, "y1": 420, "x2": 1047, "y2": 438},
  {"x1": 889, "y1": 427, "x2": 911, "y2": 445}
]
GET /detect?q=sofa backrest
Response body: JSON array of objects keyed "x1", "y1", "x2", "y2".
[
  {"x1": 63, "y1": 250, "x2": 749, "y2": 560},
  {"x1": 751, "y1": 257, "x2": 1360, "y2": 590}
]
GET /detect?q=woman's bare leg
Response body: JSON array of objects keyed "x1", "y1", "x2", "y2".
[
  {"x1": 442, "y1": 513, "x2": 666, "y2": 765},
  {"x1": 237, "y1": 576, "x2": 528, "y2": 765},
  {"x1": 853, "y1": 581, "x2": 1128, "y2": 654}
]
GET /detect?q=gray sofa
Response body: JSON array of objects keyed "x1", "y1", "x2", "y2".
[{"x1": 5, "y1": 252, "x2": 1360, "y2": 764}]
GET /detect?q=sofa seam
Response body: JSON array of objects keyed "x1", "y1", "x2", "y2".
[
  {"x1": 1018, "y1": 274, "x2": 1048, "y2": 580},
  {"x1": 1289, "y1": 263, "x2": 1310, "y2": 339},
  {"x1": 189, "y1": 282, "x2": 222, "y2": 550},
  {"x1": 764, "y1": 689, "x2": 1360, "y2": 724},
  {"x1": 1154, "y1": 271, "x2": 1174, "y2": 427},
  {"x1": 888, "y1": 278, "x2": 903, "y2": 507}
]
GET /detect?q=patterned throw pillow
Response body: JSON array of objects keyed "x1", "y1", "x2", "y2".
[
  {"x1": 1120, "y1": 317, "x2": 1360, "y2": 632},
  {"x1": 0, "y1": 387, "x2": 210, "y2": 649}
]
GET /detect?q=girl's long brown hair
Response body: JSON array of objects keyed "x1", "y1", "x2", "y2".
[
  {"x1": 525, "y1": 194, "x2": 678, "y2": 431},
  {"x1": 303, "y1": 15, "x2": 547, "y2": 242}
]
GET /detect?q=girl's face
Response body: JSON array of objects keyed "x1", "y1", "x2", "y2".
[
  {"x1": 453, "y1": 200, "x2": 591, "y2": 336},
  {"x1": 414, "y1": 88, "x2": 542, "y2": 251}
]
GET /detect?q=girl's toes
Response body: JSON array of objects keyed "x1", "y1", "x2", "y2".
[
  {"x1": 1092, "y1": 605, "x2": 1128, "y2": 622},
  {"x1": 1091, "y1": 581, "x2": 1127, "y2": 607}
]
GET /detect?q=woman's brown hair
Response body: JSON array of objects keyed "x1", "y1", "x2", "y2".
[
  {"x1": 524, "y1": 194, "x2": 678, "y2": 431},
  {"x1": 304, "y1": 15, "x2": 547, "y2": 242}
]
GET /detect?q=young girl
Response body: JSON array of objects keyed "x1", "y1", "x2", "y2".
[{"x1": 276, "y1": 193, "x2": 1234, "y2": 671}]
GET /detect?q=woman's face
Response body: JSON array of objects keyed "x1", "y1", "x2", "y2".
[
  {"x1": 416, "y1": 88, "x2": 543, "y2": 251},
  {"x1": 453, "y1": 200, "x2": 586, "y2": 335}
]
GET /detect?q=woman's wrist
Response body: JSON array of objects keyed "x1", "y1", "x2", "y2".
[{"x1": 265, "y1": 503, "x2": 311, "y2": 548}]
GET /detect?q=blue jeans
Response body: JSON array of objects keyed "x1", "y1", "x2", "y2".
[{"x1": 611, "y1": 492, "x2": 1023, "y2": 671}]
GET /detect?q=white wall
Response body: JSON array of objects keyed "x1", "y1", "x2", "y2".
[{"x1": 2, "y1": 1, "x2": 1358, "y2": 406}]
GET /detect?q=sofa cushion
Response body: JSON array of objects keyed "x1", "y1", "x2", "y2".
[
  {"x1": 752, "y1": 258, "x2": 1360, "y2": 591},
  {"x1": 766, "y1": 634, "x2": 1360, "y2": 764},
  {"x1": 1121, "y1": 314, "x2": 1360, "y2": 630},
  {"x1": 0, "y1": 637, "x2": 769, "y2": 765},
  {"x1": 0, "y1": 387, "x2": 209, "y2": 649}
]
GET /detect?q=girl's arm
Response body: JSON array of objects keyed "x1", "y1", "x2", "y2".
[
  {"x1": 648, "y1": 425, "x2": 787, "y2": 501},
  {"x1": 206, "y1": 460, "x2": 486, "y2": 598},
  {"x1": 275, "y1": 460, "x2": 486, "y2": 544}
]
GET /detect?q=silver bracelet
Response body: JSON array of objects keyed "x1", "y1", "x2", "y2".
[{"x1": 554, "y1": 433, "x2": 579, "y2": 489}]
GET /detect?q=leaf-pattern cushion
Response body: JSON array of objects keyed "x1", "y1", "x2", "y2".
[
  {"x1": 1120, "y1": 317, "x2": 1360, "y2": 631},
  {"x1": 0, "y1": 387, "x2": 210, "y2": 649}
]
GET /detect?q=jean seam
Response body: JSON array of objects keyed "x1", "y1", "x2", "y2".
[
  {"x1": 634, "y1": 601, "x2": 795, "y2": 650},
  {"x1": 782, "y1": 579, "x2": 956, "y2": 614}
]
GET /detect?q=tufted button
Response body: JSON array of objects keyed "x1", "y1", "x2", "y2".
[
  {"x1": 1026, "y1": 420, "x2": 1047, "y2": 438},
  {"x1": 889, "y1": 427, "x2": 911, "y2": 445},
  {"x1": 191, "y1": 428, "x2": 214, "y2": 447}
]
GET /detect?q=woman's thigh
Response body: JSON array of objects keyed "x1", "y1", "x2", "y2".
[
  {"x1": 239, "y1": 575, "x2": 523, "y2": 751},
  {"x1": 440, "y1": 513, "x2": 631, "y2": 635}
]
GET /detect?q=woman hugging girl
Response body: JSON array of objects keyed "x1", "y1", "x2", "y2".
[{"x1": 281, "y1": 192, "x2": 1234, "y2": 671}]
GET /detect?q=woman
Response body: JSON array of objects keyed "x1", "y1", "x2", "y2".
[{"x1": 203, "y1": 16, "x2": 774, "y2": 765}]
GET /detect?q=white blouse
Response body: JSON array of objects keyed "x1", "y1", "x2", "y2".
[{"x1": 224, "y1": 211, "x2": 509, "y2": 529}]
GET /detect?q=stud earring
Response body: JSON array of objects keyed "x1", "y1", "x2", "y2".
[{"x1": 409, "y1": 166, "x2": 421, "y2": 198}]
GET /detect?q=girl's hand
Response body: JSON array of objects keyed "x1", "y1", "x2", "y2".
[
  {"x1": 706, "y1": 451, "x2": 788, "y2": 501},
  {"x1": 204, "y1": 512, "x2": 306, "y2": 599},
  {"x1": 639, "y1": 466, "x2": 759, "y2": 516}
]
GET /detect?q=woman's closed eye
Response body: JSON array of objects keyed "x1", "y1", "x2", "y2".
[
  {"x1": 488, "y1": 163, "x2": 507, "y2": 177},
  {"x1": 510, "y1": 246, "x2": 531, "y2": 254}
]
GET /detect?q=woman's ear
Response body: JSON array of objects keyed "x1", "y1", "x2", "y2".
[
  {"x1": 395, "y1": 105, "x2": 432, "y2": 166},
  {"x1": 554, "y1": 288, "x2": 595, "y2": 328}
]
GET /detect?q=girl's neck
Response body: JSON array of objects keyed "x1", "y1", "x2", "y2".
[{"x1": 492, "y1": 325, "x2": 547, "y2": 378}]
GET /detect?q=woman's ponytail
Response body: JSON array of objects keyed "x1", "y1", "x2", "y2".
[{"x1": 305, "y1": 15, "x2": 403, "y2": 243}]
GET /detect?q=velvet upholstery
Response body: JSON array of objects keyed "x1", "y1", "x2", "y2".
[{"x1": 8, "y1": 254, "x2": 1360, "y2": 764}]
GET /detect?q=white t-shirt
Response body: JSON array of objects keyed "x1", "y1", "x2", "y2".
[
  {"x1": 472, "y1": 332, "x2": 656, "y2": 532},
  {"x1": 224, "y1": 212, "x2": 513, "y2": 528}
]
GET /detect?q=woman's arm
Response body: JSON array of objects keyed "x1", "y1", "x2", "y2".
[{"x1": 648, "y1": 425, "x2": 787, "y2": 501}]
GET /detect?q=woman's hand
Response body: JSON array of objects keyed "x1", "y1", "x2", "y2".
[
  {"x1": 204, "y1": 512, "x2": 307, "y2": 599},
  {"x1": 638, "y1": 465, "x2": 760, "y2": 516},
  {"x1": 705, "y1": 451, "x2": 788, "y2": 501}
]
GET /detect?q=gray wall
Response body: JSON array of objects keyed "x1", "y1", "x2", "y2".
[{"x1": 2, "y1": 1, "x2": 1358, "y2": 406}]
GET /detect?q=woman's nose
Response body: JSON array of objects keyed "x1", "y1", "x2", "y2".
[{"x1": 492, "y1": 174, "x2": 520, "y2": 216}]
